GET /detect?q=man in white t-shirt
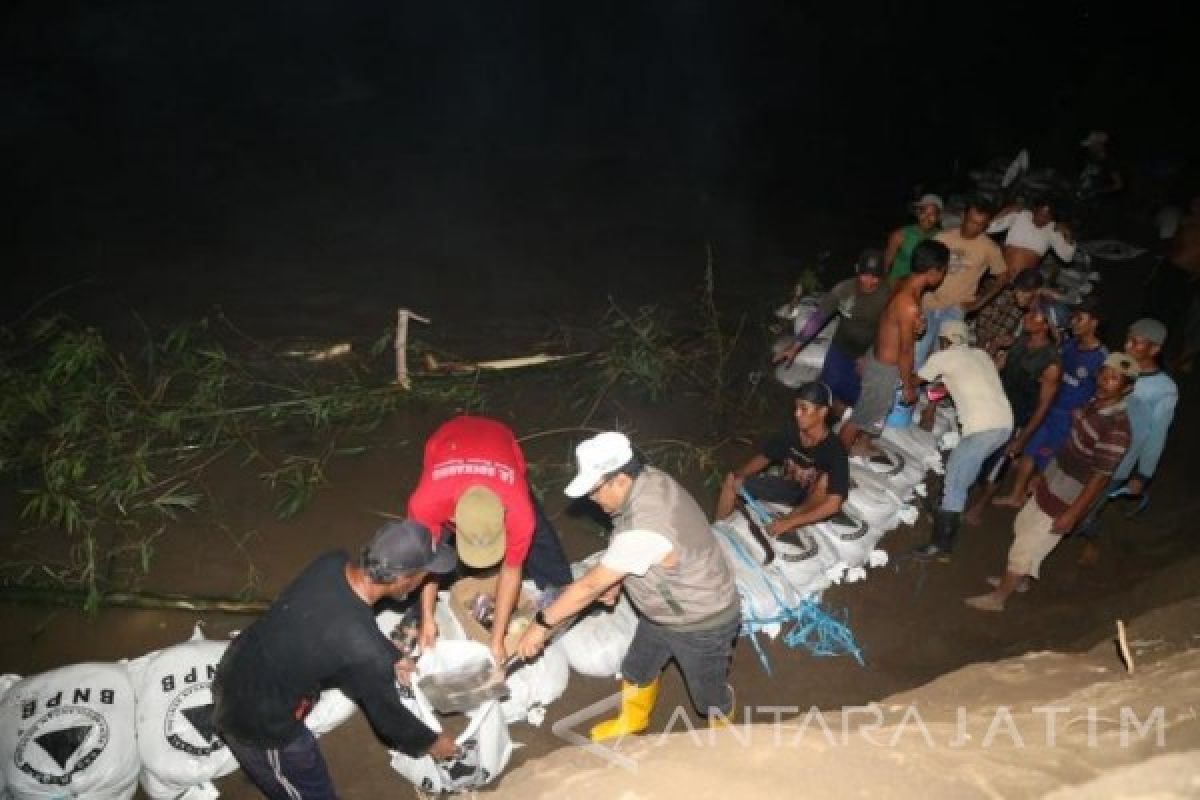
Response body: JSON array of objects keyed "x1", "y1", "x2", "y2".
[
  {"x1": 515, "y1": 432, "x2": 739, "y2": 742},
  {"x1": 913, "y1": 320, "x2": 1014, "y2": 559}
]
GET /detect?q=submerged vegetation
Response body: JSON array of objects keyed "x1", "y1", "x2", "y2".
[
  {"x1": 0, "y1": 312, "x2": 478, "y2": 609},
  {"x1": 1, "y1": 261, "x2": 777, "y2": 609}
]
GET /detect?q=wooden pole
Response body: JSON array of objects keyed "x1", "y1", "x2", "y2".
[{"x1": 395, "y1": 308, "x2": 431, "y2": 389}]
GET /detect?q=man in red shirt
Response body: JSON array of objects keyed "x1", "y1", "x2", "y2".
[{"x1": 407, "y1": 415, "x2": 572, "y2": 664}]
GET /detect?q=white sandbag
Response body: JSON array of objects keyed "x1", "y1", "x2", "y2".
[
  {"x1": 881, "y1": 424, "x2": 943, "y2": 474},
  {"x1": 558, "y1": 596, "x2": 638, "y2": 679},
  {"x1": 390, "y1": 641, "x2": 512, "y2": 793},
  {"x1": 773, "y1": 296, "x2": 837, "y2": 388},
  {"x1": 559, "y1": 555, "x2": 639, "y2": 678},
  {"x1": 0, "y1": 663, "x2": 139, "y2": 800},
  {"x1": 126, "y1": 628, "x2": 237, "y2": 800},
  {"x1": 770, "y1": 526, "x2": 838, "y2": 597},
  {"x1": 0, "y1": 674, "x2": 18, "y2": 798},
  {"x1": 843, "y1": 485, "x2": 903, "y2": 532},
  {"x1": 500, "y1": 641, "x2": 569, "y2": 727},
  {"x1": 713, "y1": 518, "x2": 805, "y2": 626},
  {"x1": 808, "y1": 513, "x2": 884, "y2": 569},
  {"x1": 931, "y1": 404, "x2": 959, "y2": 444}
]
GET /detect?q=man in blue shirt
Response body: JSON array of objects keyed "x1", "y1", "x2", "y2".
[
  {"x1": 993, "y1": 297, "x2": 1108, "y2": 508},
  {"x1": 1077, "y1": 318, "x2": 1178, "y2": 565}
]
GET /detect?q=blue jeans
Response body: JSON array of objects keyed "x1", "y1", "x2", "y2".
[
  {"x1": 224, "y1": 728, "x2": 338, "y2": 800},
  {"x1": 916, "y1": 305, "x2": 964, "y2": 368},
  {"x1": 942, "y1": 427, "x2": 1011, "y2": 512}
]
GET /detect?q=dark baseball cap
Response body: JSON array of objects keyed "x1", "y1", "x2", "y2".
[
  {"x1": 855, "y1": 249, "x2": 886, "y2": 277},
  {"x1": 361, "y1": 519, "x2": 457, "y2": 579}
]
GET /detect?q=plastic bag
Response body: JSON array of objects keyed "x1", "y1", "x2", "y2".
[
  {"x1": 389, "y1": 641, "x2": 512, "y2": 793},
  {"x1": 125, "y1": 628, "x2": 238, "y2": 800},
  {"x1": 0, "y1": 663, "x2": 140, "y2": 800}
]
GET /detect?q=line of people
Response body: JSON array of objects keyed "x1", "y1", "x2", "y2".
[{"x1": 773, "y1": 191, "x2": 1180, "y2": 615}]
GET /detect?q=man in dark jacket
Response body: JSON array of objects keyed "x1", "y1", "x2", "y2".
[{"x1": 213, "y1": 520, "x2": 459, "y2": 799}]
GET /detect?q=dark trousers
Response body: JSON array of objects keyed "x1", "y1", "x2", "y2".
[
  {"x1": 621, "y1": 611, "x2": 739, "y2": 716},
  {"x1": 224, "y1": 728, "x2": 337, "y2": 800},
  {"x1": 524, "y1": 494, "x2": 573, "y2": 589}
]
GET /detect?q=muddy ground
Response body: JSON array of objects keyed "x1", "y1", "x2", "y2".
[{"x1": 3, "y1": 156, "x2": 1197, "y2": 798}]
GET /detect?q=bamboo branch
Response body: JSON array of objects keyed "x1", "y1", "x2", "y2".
[{"x1": 0, "y1": 585, "x2": 270, "y2": 615}]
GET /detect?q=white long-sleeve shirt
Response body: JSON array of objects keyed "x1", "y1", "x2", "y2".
[{"x1": 988, "y1": 210, "x2": 1076, "y2": 261}]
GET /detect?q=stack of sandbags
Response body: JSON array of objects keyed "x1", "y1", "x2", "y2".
[
  {"x1": 0, "y1": 663, "x2": 140, "y2": 800},
  {"x1": 126, "y1": 628, "x2": 237, "y2": 800},
  {"x1": 714, "y1": 516, "x2": 811, "y2": 632}
]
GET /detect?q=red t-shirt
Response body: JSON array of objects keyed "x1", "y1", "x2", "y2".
[{"x1": 406, "y1": 416, "x2": 534, "y2": 567}]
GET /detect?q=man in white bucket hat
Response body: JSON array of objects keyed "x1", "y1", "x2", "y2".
[{"x1": 515, "y1": 431, "x2": 739, "y2": 741}]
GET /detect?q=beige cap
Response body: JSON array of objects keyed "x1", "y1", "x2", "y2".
[{"x1": 453, "y1": 486, "x2": 506, "y2": 568}]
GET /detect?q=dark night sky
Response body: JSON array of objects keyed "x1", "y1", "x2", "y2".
[{"x1": 2, "y1": 1, "x2": 1195, "y2": 293}]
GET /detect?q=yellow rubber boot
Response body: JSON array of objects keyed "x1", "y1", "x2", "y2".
[{"x1": 589, "y1": 679, "x2": 660, "y2": 743}]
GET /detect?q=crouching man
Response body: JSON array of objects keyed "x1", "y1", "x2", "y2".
[
  {"x1": 213, "y1": 520, "x2": 459, "y2": 799},
  {"x1": 714, "y1": 381, "x2": 849, "y2": 536},
  {"x1": 516, "y1": 432, "x2": 739, "y2": 741},
  {"x1": 965, "y1": 353, "x2": 1136, "y2": 612}
]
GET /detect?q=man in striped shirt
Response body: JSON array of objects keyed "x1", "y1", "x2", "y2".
[{"x1": 965, "y1": 352, "x2": 1137, "y2": 612}]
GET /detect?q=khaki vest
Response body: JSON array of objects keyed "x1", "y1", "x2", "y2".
[{"x1": 613, "y1": 467, "x2": 737, "y2": 629}]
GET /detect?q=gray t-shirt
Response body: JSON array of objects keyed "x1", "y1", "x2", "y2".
[{"x1": 821, "y1": 278, "x2": 891, "y2": 357}]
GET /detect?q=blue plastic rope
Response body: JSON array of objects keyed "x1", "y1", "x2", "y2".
[{"x1": 715, "y1": 522, "x2": 865, "y2": 672}]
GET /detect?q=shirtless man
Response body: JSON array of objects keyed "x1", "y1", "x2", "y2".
[
  {"x1": 988, "y1": 197, "x2": 1076, "y2": 275},
  {"x1": 840, "y1": 239, "x2": 949, "y2": 456}
]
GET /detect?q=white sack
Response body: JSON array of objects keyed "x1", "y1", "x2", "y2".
[
  {"x1": 0, "y1": 663, "x2": 139, "y2": 800},
  {"x1": 126, "y1": 629, "x2": 237, "y2": 800}
]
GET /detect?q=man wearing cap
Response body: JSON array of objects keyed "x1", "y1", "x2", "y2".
[
  {"x1": 964, "y1": 301, "x2": 1064, "y2": 525},
  {"x1": 966, "y1": 353, "x2": 1135, "y2": 611},
  {"x1": 213, "y1": 520, "x2": 459, "y2": 798},
  {"x1": 885, "y1": 194, "x2": 943, "y2": 279},
  {"x1": 407, "y1": 415, "x2": 573, "y2": 665},
  {"x1": 840, "y1": 239, "x2": 948, "y2": 456},
  {"x1": 515, "y1": 431, "x2": 739, "y2": 742},
  {"x1": 915, "y1": 197, "x2": 1011, "y2": 367},
  {"x1": 775, "y1": 249, "x2": 892, "y2": 411},
  {"x1": 714, "y1": 381, "x2": 849, "y2": 534},
  {"x1": 1077, "y1": 318, "x2": 1178, "y2": 565},
  {"x1": 993, "y1": 298, "x2": 1108, "y2": 509},
  {"x1": 912, "y1": 320, "x2": 1013, "y2": 559}
]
